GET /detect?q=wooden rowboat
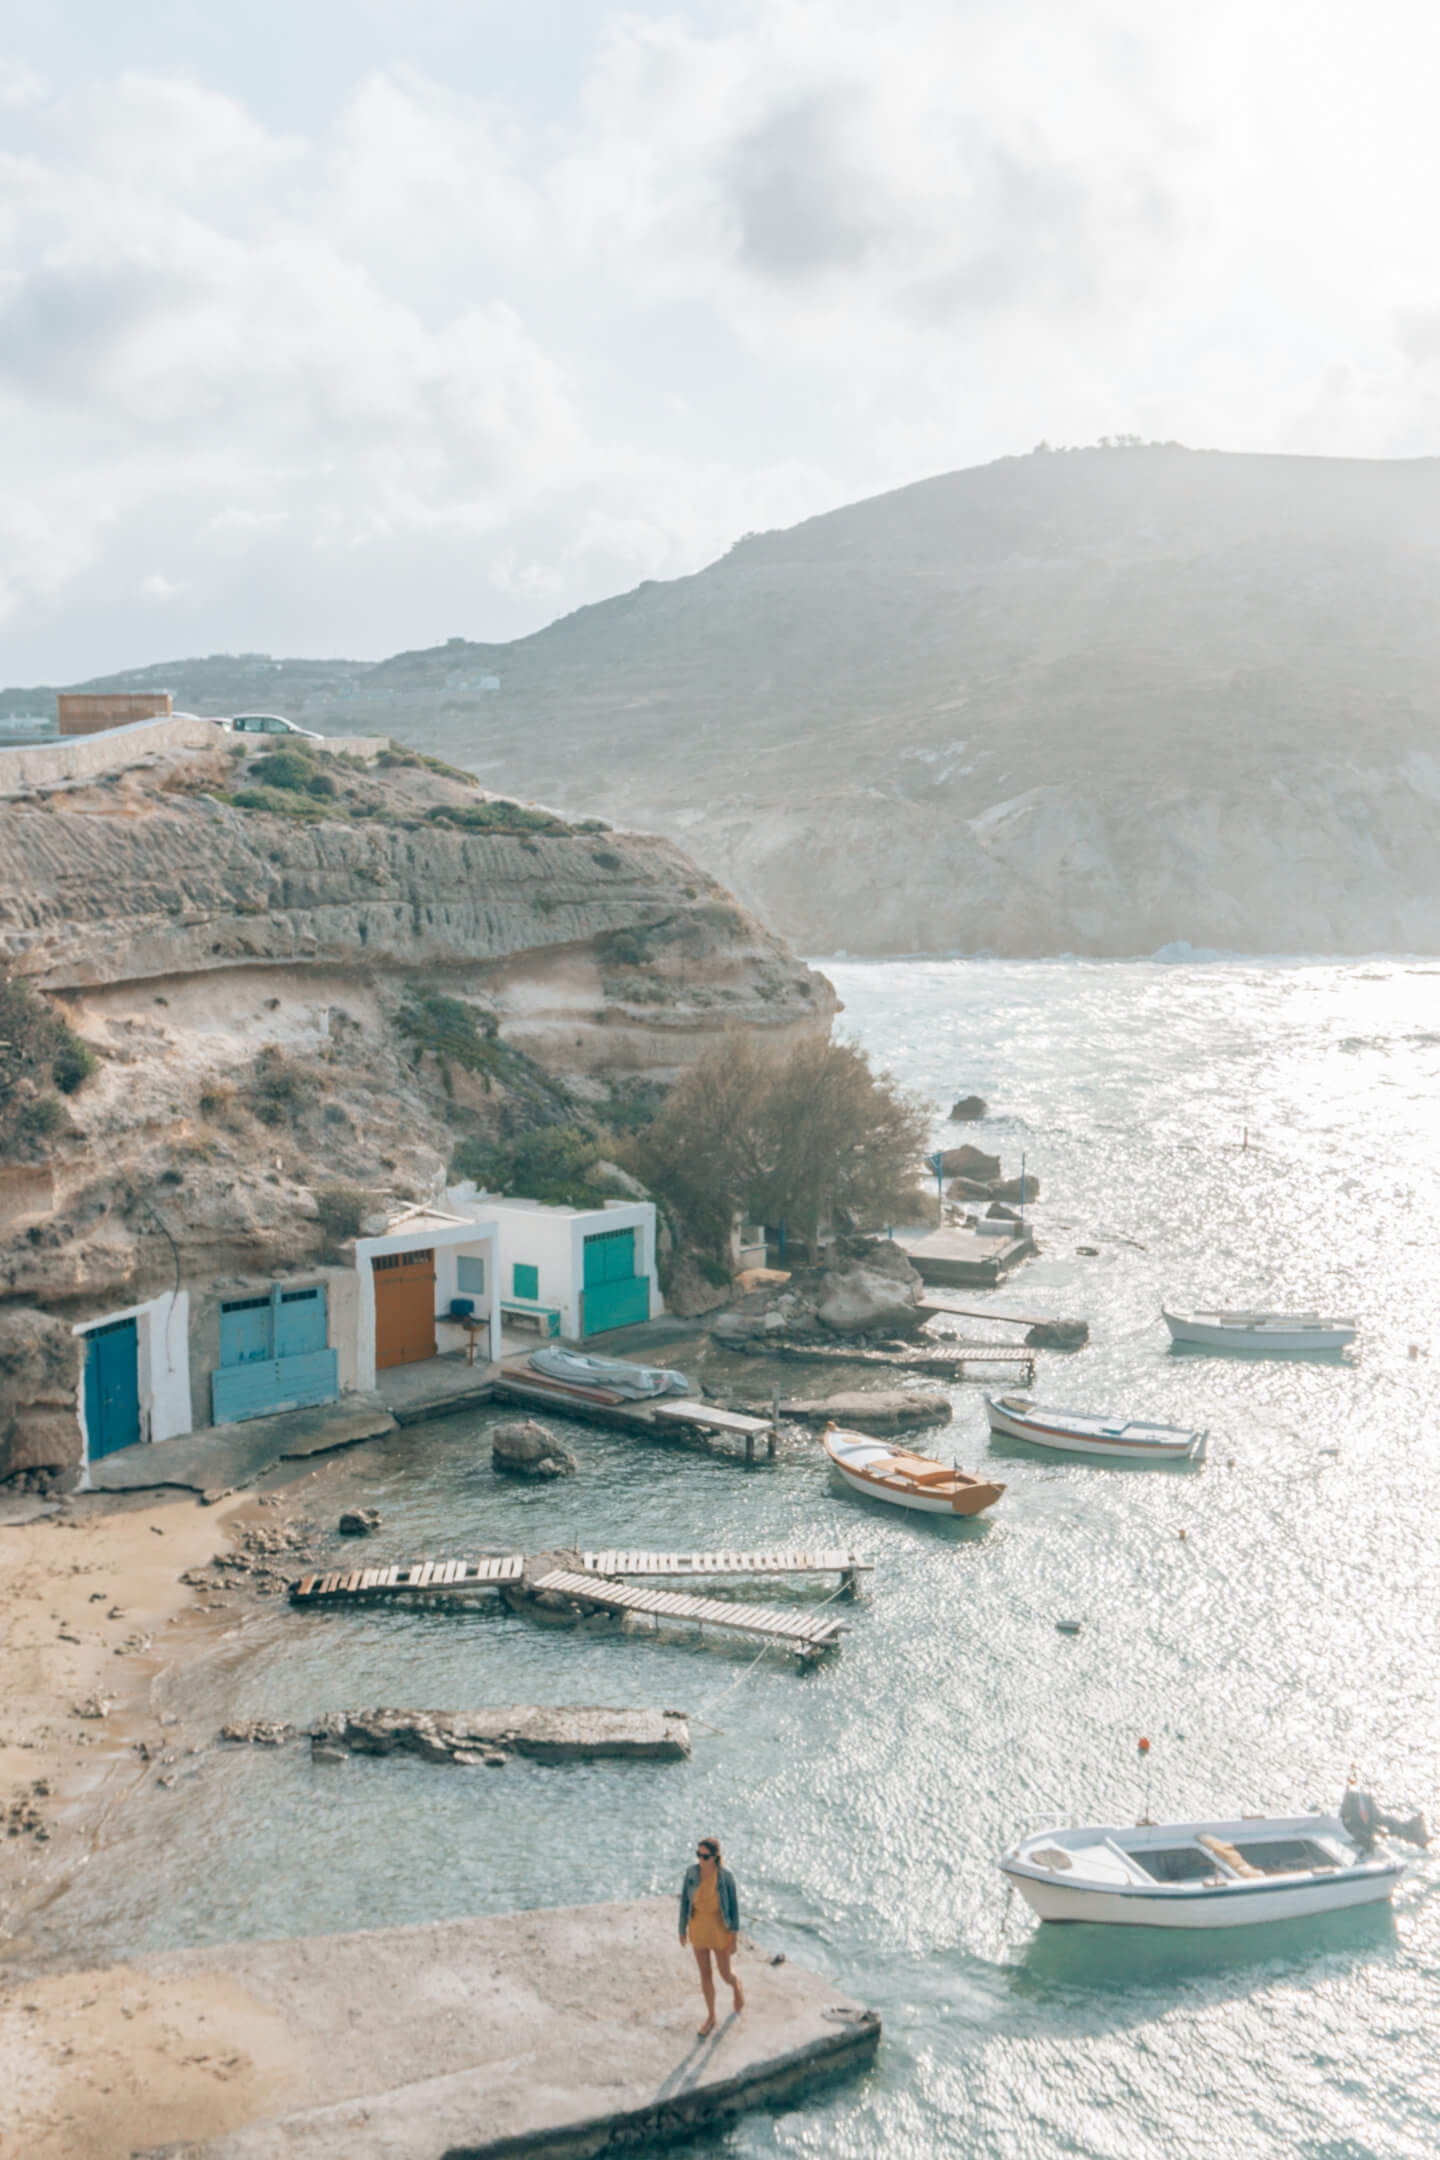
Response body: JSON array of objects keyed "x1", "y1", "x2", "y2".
[
  {"x1": 821, "y1": 1425, "x2": 1004, "y2": 1516},
  {"x1": 1163, "y1": 1308, "x2": 1357, "y2": 1355},
  {"x1": 985, "y1": 1393, "x2": 1206, "y2": 1462}
]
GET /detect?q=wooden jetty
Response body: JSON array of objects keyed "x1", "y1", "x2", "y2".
[
  {"x1": 730, "y1": 1336, "x2": 1036, "y2": 1381},
  {"x1": 530, "y1": 1566, "x2": 847, "y2": 1664},
  {"x1": 578, "y1": 1547, "x2": 871, "y2": 1595},
  {"x1": 291, "y1": 1555, "x2": 525, "y2": 1605}
]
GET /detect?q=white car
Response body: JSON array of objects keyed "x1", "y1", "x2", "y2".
[{"x1": 225, "y1": 712, "x2": 324, "y2": 741}]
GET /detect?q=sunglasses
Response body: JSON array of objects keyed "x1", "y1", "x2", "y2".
[{"x1": 696, "y1": 1846, "x2": 716, "y2": 1859}]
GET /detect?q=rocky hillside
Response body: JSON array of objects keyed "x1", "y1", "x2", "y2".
[
  {"x1": 33, "y1": 444, "x2": 1440, "y2": 955},
  {"x1": 0, "y1": 732, "x2": 831, "y2": 1328}
]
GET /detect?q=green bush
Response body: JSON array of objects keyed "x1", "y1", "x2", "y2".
[
  {"x1": 449, "y1": 1137, "x2": 505, "y2": 1187},
  {"x1": 248, "y1": 749, "x2": 313, "y2": 791},
  {"x1": 51, "y1": 1037, "x2": 97, "y2": 1094},
  {"x1": 314, "y1": 1183, "x2": 374, "y2": 1243},
  {"x1": 426, "y1": 799, "x2": 569, "y2": 836},
  {"x1": 306, "y1": 772, "x2": 338, "y2": 798},
  {"x1": 0, "y1": 965, "x2": 96, "y2": 1158},
  {"x1": 228, "y1": 786, "x2": 334, "y2": 820},
  {"x1": 19, "y1": 1093, "x2": 64, "y2": 1138}
]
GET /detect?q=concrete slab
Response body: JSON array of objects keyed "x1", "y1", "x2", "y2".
[
  {"x1": 376, "y1": 1356, "x2": 499, "y2": 1425},
  {"x1": 123, "y1": 1900, "x2": 879, "y2": 2157},
  {"x1": 87, "y1": 1397, "x2": 396, "y2": 1496},
  {"x1": 897, "y1": 1224, "x2": 1035, "y2": 1287}
]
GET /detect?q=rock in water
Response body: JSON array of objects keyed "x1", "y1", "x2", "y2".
[
  {"x1": 949, "y1": 1095, "x2": 988, "y2": 1121},
  {"x1": 816, "y1": 1261, "x2": 925, "y2": 1337},
  {"x1": 1024, "y1": 1319, "x2": 1089, "y2": 1350},
  {"x1": 938, "y1": 1144, "x2": 1001, "y2": 1181},
  {"x1": 992, "y1": 1173, "x2": 1039, "y2": 1204},
  {"x1": 338, "y1": 1508, "x2": 381, "y2": 1536},
  {"x1": 491, "y1": 1419, "x2": 578, "y2": 1478}
]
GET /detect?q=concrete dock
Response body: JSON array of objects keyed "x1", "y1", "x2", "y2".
[
  {"x1": 898, "y1": 1223, "x2": 1036, "y2": 1287},
  {"x1": 12, "y1": 1900, "x2": 879, "y2": 2158}
]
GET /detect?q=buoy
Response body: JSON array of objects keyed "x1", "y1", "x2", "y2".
[
  {"x1": 1056, "y1": 1619, "x2": 1082, "y2": 1635},
  {"x1": 1138, "y1": 1737, "x2": 1151, "y2": 1754}
]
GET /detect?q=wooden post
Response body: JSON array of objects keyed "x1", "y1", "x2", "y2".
[
  {"x1": 841, "y1": 1564, "x2": 858, "y2": 1599},
  {"x1": 767, "y1": 1424, "x2": 777, "y2": 1459},
  {"x1": 745, "y1": 1428, "x2": 755, "y2": 1466}
]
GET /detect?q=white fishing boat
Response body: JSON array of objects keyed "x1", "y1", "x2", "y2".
[
  {"x1": 1163, "y1": 1308, "x2": 1357, "y2": 1354},
  {"x1": 985, "y1": 1393, "x2": 1206, "y2": 1462},
  {"x1": 1001, "y1": 1813, "x2": 1405, "y2": 1928},
  {"x1": 821, "y1": 1425, "x2": 1004, "y2": 1517}
]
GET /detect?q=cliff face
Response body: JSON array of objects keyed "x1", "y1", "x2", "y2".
[
  {"x1": 55, "y1": 444, "x2": 1440, "y2": 956},
  {"x1": 0, "y1": 738, "x2": 832, "y2": 1471}
]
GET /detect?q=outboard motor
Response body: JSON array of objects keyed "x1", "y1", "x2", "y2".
[{"x1": 1342, "y1": 1782, "x2": 1428, "y2": 1852}]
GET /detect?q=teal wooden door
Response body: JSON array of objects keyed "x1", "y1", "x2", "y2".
[
  {"x1": 581, "y1": 1228, "x2": 648, "y2": 1336},
  {"x1": 212, "y1": 1284, "x2": 337, "y2": 1424},
  {"x1": 84, "y1": 1318, "x2": 141, "y2": 1458}
]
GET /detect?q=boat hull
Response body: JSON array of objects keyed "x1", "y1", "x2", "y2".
[
  {"x1": 829, "y1": 1459, "x2": 999, "y2": 1515},
  {"x1": 1002, "y1": 1861, "x2": 1402, "y2": 1927},
  {"x1": 985, "y1": 1396, "x2": 1203, "y2": 1461},
  {"x1": 1162, "y1": 1310, "x2": 1356, "y2": 1355}
]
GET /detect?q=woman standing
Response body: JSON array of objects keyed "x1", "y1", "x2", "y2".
[{"x1": 678, "y1": 1837, "x2": 745, "y2": 2036}]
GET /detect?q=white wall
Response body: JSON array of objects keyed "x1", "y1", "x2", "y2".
[
  {"x1": 447, "y1": 1191, "x2": 661, "y2": 1337},
  {"x1": 74, "y1": 1289, "x2": 192, "y2": 1479},
  {"x1": 352, "y1": 1220, "x2": 499, "y2": 1388}
]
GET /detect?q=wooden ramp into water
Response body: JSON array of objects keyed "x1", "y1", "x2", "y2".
[
  {"x1": 291, "y1": 1555, "x2": 525, "y2": 1605},
  {"x1": 578, "y1": 1548, "x2": 870, "y2": 1594},
  {"x1": 531, "y1": 1567, "x2": 847, "y2": 1663}
]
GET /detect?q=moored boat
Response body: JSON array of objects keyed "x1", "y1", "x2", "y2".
[
  {"x1": 1163, "y1": 1308, "x2": 1357, "y2": 1354},
  {"x1": 1001, "y1": 1812, "x2": 1405, "y2": 1928},
  {"x1": 985, "y1": 1393, "x2": 1206, "y2": 1462},
  {"x1": 821, "y1": 1425, "x2": 1004, "y2": 1516}
]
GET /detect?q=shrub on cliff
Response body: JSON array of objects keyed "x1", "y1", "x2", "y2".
[
  {"x1": 634, "y1": 1034, "x2": 929, "y2": 1257},
  {"x1": 449, "y1": 1124, "x2": 629, "y2": 1209},
  {"x1": 0, "y1": 965, "x2": 96, "y2": 1160}
]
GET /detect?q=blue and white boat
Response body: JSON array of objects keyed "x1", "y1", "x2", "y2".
[{"x1": 1001, "y1": 1812, "x2": 1404, "y2": 1928}]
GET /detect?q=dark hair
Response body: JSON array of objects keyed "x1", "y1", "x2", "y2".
[{"x1": 698, "y1": 1837, "x2": 721, "y2": 1862}]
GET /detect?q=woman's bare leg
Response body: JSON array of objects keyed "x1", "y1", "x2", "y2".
[
  {"x1": 692, "y1": 1946, "x2": 717, "y2": 2033},
  {"x1": 715, "y1": 1945, "x2": 744, "y2": 2013}
]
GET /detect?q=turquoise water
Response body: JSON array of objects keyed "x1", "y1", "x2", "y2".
[{"x1": 53, "y1": 960, "x2": 1440, "y2": 2157}]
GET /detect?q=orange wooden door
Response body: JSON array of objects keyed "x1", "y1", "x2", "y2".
[{"x1": 373, "y1": 1249, "x2": 437, "y2": 1368}]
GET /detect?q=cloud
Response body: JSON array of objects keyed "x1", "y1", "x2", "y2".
[{"x1": 4, "y1": 1, "x2": 1440, "y2": 678}]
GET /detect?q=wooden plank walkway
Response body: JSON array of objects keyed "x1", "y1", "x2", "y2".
[
  {"x1": 578, "y1": 1548, "x2": 870, "y2": 1586},
  {"x1": 291, "y1": 1555, "x2": 525, "y2": 1605},
  {"x1": 531, "y1": 1568, "x2": 846, "y2": 1659},
  {"x1": 650, "y1": 1400, "x2": 774, "y2": 1436}
]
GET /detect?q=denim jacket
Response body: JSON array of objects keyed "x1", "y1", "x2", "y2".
[{"x1": 678, "y1": 1862, "x2": 739, "y2": 1940}]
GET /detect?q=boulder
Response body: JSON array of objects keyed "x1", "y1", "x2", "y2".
[
  {"x1": 1024, "y1": 1319, "x2": 1089, "y2": 1350},
  {"x1": 948, "y1": 1095, "x2": 988, "y2": 1121},
  {"x1": 946, "y1": 1176, "x2": 996, "y2": 1200},
  {"x1": 815, "y1": 1252, "x2": 925, "y2": 1338},
  {"x1": 491, "y1": 1418, "x2": 578, "y2": 1478},
  {"x1": 938, "y1": 1144, "x2": 1001, "y2": 1180},
  {"x1": 984, "y1": 1201, "x2": 1021, "y2": 1222},
  {"x1": 663, "y1": 1251, "x2": 733, "y2": 1319},
  {"x1": 338, "y1": 1508, "x2": 381, "y2": 1537},
  {"x1": 992, "y1": 1173, "x2": 1039, "y2": 1204}
]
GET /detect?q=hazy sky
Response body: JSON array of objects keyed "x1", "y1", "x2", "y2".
[{"x1": 4, "y1": 0, "x2": 1439, "y2": 681}]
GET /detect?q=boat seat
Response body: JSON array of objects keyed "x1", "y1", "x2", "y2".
[
  {"x1": 884, "y1": 1458, "x2": 954, "y2": 1485},
  {"x1": 1197, "y1": 1835, "x2": 1263, "y2": 1879}
]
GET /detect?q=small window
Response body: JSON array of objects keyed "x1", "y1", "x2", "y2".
[
  {"x1": 457, "y1": 1256, "x2": 486, "y2": 1294},
  {"x1": 513, "y1": 1262, "x2": 539, "y2": 1300}
]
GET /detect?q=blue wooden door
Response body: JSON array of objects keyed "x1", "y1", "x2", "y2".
[
  {"x1": 219, "y1": 1296, "x2": 272, "y2": 1365},
  {"x1": 212, "y1": 1284, "x2": 337, "y2": 1424},
  {"x1": 275, "y1": 1285, "x2": 327, "y2": 1356},
  {"x1": 84, "y1": 1318, "x2": 141, "y2": 1458}
]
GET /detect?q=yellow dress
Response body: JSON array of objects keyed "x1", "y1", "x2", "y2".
[{"x1": 687, "y1": 1874, "x2": 732, "y2": 1950}]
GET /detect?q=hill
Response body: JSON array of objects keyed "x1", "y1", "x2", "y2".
[{"x1": 17, "y1": 445, "x2": 1440, "y2": 953}]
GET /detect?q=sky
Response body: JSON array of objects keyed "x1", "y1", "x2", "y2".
[{"x1": 5, "y1": 0, "x2": 1440, "y2": 681}]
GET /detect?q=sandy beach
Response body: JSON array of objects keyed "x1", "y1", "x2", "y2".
[{"x1": 0, "y1": 1485, "x2": 291, "y2": 2160}]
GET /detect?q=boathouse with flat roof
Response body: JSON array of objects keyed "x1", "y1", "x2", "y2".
[
  {"x1": 73, "y1": 1289, "x2": 192, "y2": 1475},
  {"x1": 448, "y1": 1189, "x2": 660, "y2": 1341},
  {"x1": 352, "y1": 1206, "x2": 501, "y2": 1384}
]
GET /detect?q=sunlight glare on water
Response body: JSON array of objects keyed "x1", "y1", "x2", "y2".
[{"x1": 52, "y1": 960, "x2": 1440, "y2": 2158}]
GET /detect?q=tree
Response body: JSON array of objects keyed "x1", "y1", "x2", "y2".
[{"x1": 635, "y1": 1033, "x2": 929, "y2": 1258}]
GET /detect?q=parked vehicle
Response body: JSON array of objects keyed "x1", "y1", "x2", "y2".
[
  {"x1": 821, "y1": 1425, "x2": 1004, "y2": 1516},
  {"x1": 225, "y1": 713, "x2": 324, "y2": 741},
  {"x1": 985, "y1": 1393, "x2": 1206, "y2": 1462}
]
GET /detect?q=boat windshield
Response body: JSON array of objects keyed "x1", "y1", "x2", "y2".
[{"x1": 1126, "y1": 1845, "x2": 1217, "y2": 1883}]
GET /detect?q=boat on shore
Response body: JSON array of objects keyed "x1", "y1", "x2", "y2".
[
  {"x1": 985, "y1": 1393, "x2": 1206, "y2": 1462},
  {"x1": 1001, "y1": 1813, "x2": 1405, "y2": 1928},
  {"x1": 821, "y1": 1425, "x2": 1004, "y2": 1516},
  {"x1": 1163, "y1": 1308, "x2": 1357, "y2": 1355}
]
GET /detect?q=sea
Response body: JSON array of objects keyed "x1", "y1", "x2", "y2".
[{"x1": 46, "y1": 958, "x2": 1440, "y2": 2159}]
